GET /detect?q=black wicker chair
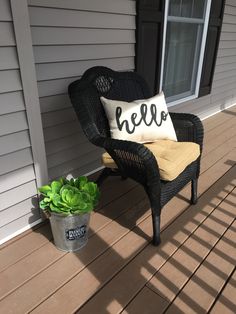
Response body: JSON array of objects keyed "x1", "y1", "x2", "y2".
[{"x1": 68, "y1": 66, "x2": 204, "y2": 246}]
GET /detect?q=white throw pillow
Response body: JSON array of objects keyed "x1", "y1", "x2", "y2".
[{"x1": 100, "y1": 92, "x2": 177, "y2": 143}]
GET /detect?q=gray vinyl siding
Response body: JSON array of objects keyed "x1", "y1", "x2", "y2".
[
  {"x1": 28, "y1": 0, "x2": 136, "y2": 180},
  {"x1": 0, "y1": 0, "x2": 39, "y2": 243},
  {"x1": 171, "y1": 0, "x2": 236, "y2": 119}
]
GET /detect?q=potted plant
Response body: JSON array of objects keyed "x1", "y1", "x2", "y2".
[{"x1": 38, "y1": 176, "x2": 100, "y2": 252}]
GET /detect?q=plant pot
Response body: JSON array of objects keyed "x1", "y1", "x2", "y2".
[{"x1": 49, "y1": 212, "x2": 90, "y2": 252}]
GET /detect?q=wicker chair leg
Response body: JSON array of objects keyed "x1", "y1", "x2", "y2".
[
  {"x1": 151, "y1": 211, "x2": 161, "y2": 246},
  {"x1": 191, "y1": 178, "x2": 198, "y2": 205}
]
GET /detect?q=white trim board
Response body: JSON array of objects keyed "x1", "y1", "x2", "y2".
[
  {"x1": 201, "y1": 102, "x2": 236, "y2": 121},
  {"x1": 10, "y1": 0, "x2": 49, "y2": 188},
  {"x1": 0, "y1": 218, "x2": 43, "y2": 246}
]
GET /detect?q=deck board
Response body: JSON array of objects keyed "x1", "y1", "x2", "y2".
[
  {"x1": 0, "y1": 106, "x2": 235, "y2": 314},
  {"x1": 0, "y1": 185, "x2": 146, "y2": 303},
  {"x1": 210, "y1": 269, "x2": 236, "y2": 314},
  {"x1": 74, "y1": 170, "x2": 236, "y2": 314},
  {"x1": 122, "y1": 287, "x2": 168, "y2": 314},
  {"x1": 0, "y1": 177, "x2": 137, "y2": 272},
  {"x1": 202, "y1": 106, "x2": 236, "y2": 133},
  {"x1": 145, "y1": 189, "x2": 236, "y2": 312},
  {"x1": 0, "y1": 224, "x2": 52, "y2": 272},
  {"x1": 203, "y1": 106, "x2": 236, "y2": 139},
  {"x1": 31, "y1": 155, "x2": 236, "y2": 313},
  {"x1": 165, "y1": 219, "x2": 236, "y2": 314}
]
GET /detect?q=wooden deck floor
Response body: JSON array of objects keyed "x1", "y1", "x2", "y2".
[{"x1": 0, "y1": 107, "x2": 236, "y2": 314}]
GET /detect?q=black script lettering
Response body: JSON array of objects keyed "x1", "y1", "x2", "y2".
[
  {"x1": 161, "y1": 111, "x2": 169, "y2": 123},
  {"x1": 140, "y1": 103, "x2": 150, "y2": 125},
  {"x1": 115, "y1": 104, "x2": 169, "y2": 134},
  {"x1": 116, "y1": 106, "x2": 135, "y2": 134},
  {"x1": 131, "y1": 112, "x2": 142, "y2": 128}
]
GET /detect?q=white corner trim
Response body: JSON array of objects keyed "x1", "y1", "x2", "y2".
[
  {"x1": 10, "y1": 0, "x2": 49, "y2": 188},
  {"x1": 84, "y1": 166, "x2": 104, "y2": 177},
  {"x1": 66, "y1": 166, "x2": 105, "y2": 180},
  {"x1": 201, "y1": 102, "x2": 236, "y2": 121},
  {"x1": 0, "y1": 218, "x2": 43, "y2": 246}
]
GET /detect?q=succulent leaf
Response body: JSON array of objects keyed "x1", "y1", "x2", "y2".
[
  {"x1": 51, "y1": 181, "x2": 62, "y2": 194},
  {"x1": 38, "y1": 176, "x2": 100, "y2": 215},
  {"x1": 39, "y1": 200, "x2": 49, "y2": 209},
  {"x1": 38, "y1": 185, "x2": 51, "y2": 195}
]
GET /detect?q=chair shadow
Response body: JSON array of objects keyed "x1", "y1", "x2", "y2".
[
  {"x1": 29, "y1": 164, "x2": 235, "y2": 313},
  {"x1": 68, "y1": 165, "x2": 236, "y2": 313}
]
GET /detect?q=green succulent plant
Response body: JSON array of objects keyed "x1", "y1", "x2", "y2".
[{"x1": 38, "y1": 177, "x2": 100, "y2": 215}]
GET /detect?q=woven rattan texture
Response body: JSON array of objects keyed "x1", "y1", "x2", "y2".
[{"x1": 68, "y1": 66, "x2": 204, "y2": 245}]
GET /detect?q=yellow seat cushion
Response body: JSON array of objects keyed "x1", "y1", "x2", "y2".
[{"x1": 102, "y1": 140, "x2": 200, "y2": 181}]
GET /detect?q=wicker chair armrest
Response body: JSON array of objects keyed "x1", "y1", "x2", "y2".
[
  {"x1": 103, "y1": 137, "x2": 161, "y2": 186},
  {"x1": 82, "y1": 124, "x2": 105, "y2": 147},
  {"x1": 170, "y1": 112, "x2": 204, "y2": 152}
]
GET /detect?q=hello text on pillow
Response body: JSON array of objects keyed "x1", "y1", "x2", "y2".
[{"x1": 100, "y1": 92, "x2": 177, "y2": 143}]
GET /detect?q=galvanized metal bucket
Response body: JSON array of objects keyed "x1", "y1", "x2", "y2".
[{"x1": 49, "y1": 212, "x2": 90, "y2": 252}]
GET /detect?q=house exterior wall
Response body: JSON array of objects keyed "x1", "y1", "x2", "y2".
[
  {"x1": 28, "y1": 0, "x2": 136, "y2": 180},
  {"x1": 0, "y1": 0, "x2": 235, "y2": 244},
  {"x1": 0, "y1": 0, "x2": 41, "y2": 244},
  {"x1": 170, "y1": 0, "x2": 236, "y2": 119}
]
